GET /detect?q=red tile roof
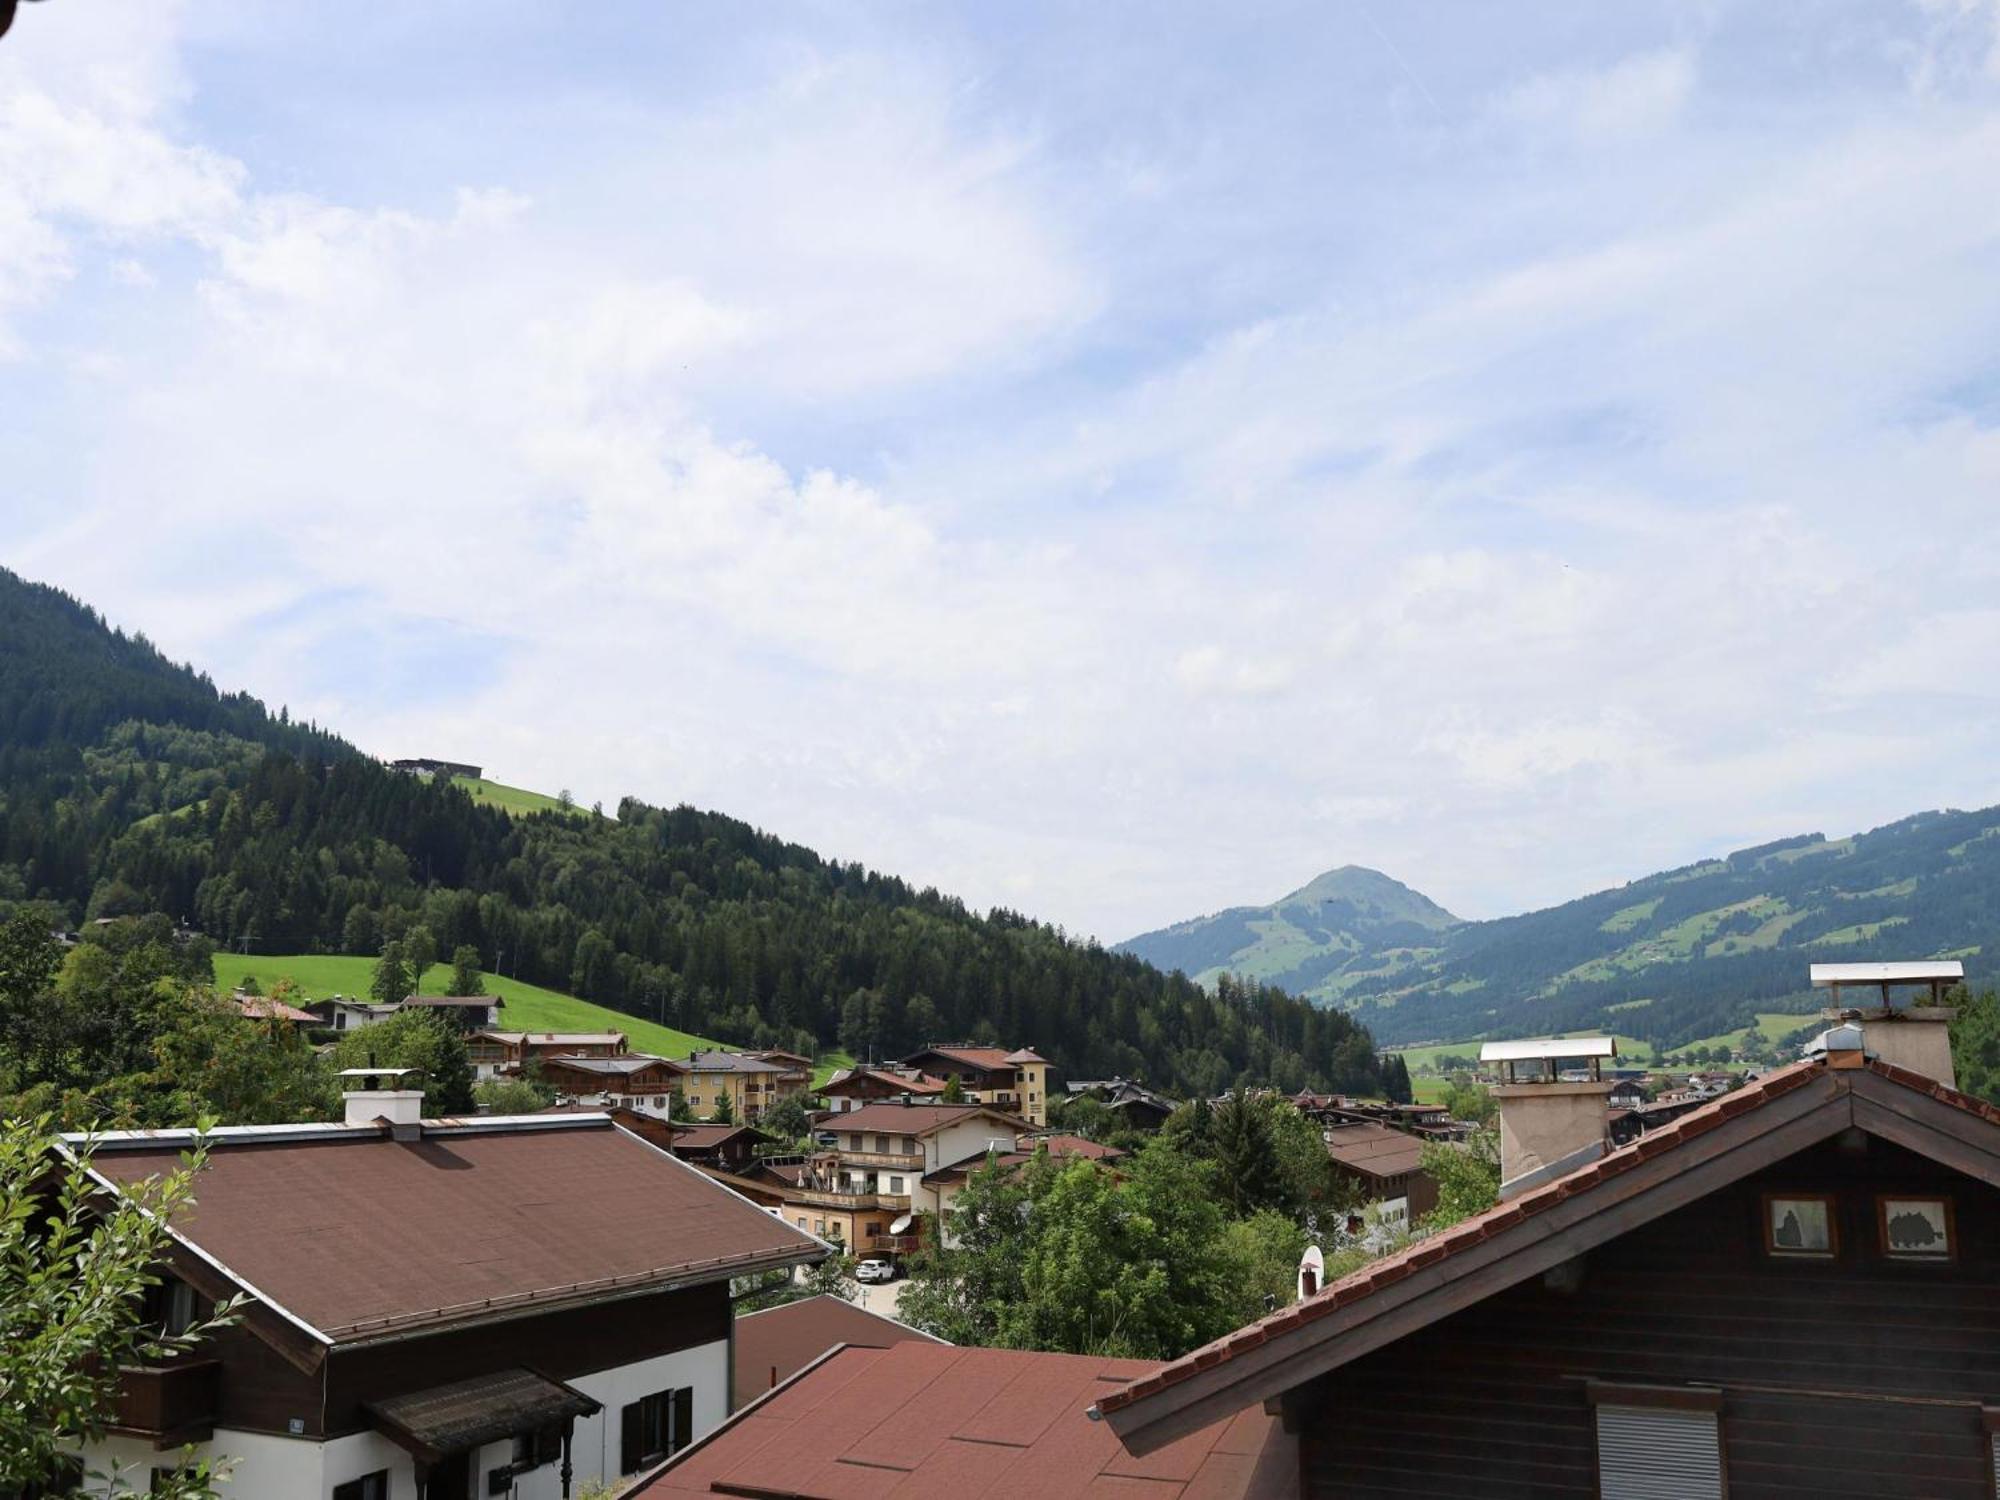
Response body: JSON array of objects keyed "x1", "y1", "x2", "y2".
[
  {"x1": 85, "y1": 1118, "x2": 822, "y2": 1342},
  {"x1": 633, "y1": 1342, "x2": 1296, "y2": 1500},
  {"x1": 1097, "y1": 1054, "x2": 1997, "y2": 1423},
  {"x1": 731, "y1": 1294, "x2": 946, "y2": 1407},
  {"x1": 823, "y1": 1067, "x2": 947, "y2": 1096},
  {"x1": 234, "y1": 995, "x2": 319, "y2": 1024}
]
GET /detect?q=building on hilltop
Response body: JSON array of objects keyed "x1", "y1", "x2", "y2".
[
  {"x1": 75, "y1": 1087, "x2": 825, "y2": 1499},
  {"x1": 1095, "y1": 984, "x2": 2000, "y2": 1499},
  {"x1": 389, "y1": 758, "x2": 484, "y2": 780},
  {"x1": 900, "y1": 1043, "x2": 1052, "y2": 1127},
  {"x1": 468, "y1": 1028, "x2": 629, "y2": 1081},
  {"x1": 402, "y1": 993, "x2": 506, "y2": 1029},
  {"x1": 535, "y1": 1053, "x2": 689, "y2": 1119},
  {"x1": 819, "y1": 1064, "x2": 948, "y2": 1114},
  {"x1": 1066, "y1": 1076, "x2": 1180, "y2": 1132}
]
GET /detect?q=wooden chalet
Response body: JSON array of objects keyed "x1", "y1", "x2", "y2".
[
  {"x1": 536, "y1": 1053, "x2": 689, "y2": 1118},
  {"x1": 1321, "y1": 1120, "x2": 1437, "y2": 1228},
  {"x1": 468, "y1": 1029, "x2": 628, "y2": 1080},
  {"x1": 899, "y1": 1043, "x2": 1052, "y2": 1126},
  {"x1": 1096, "y1": 1008, "x2": 2000, "y2": 1499},
  {"x1": 819, "y1": 1065, "x2": 947, "y2": 1113},
  {"x1": 662, "y1": 1121, "x2": 773, "y2": 1174}
]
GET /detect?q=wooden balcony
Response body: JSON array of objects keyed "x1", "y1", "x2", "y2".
[
  {"x1": 111, "y1": 1360, "x2": 221, "y2": 1445},
  {"x1": 823, "y1": 1148, "x2": 924, "y2": 1171},
  {"x1": 864, "y1": 1233, "x2": 922, "y2": 1254},
  {"x1": 785, "y1": 1185, "x2": 893, "y2": 1211}
]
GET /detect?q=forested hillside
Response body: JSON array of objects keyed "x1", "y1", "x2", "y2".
[
  {"x1": 0, "y1": 568, "x2": 1386, "y2": 1098},
  {"x1": 1131, "y1": 820, "x2": 2000, "y2": 1053}
]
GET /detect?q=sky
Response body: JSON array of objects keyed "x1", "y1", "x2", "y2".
[{"x1": 5, "y1": 1, "x2": 2000, "y2": 944}]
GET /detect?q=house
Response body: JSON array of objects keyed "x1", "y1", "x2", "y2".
[
  {"x1": 1607, "y1": 1077, "x2": 1650, "y2": 1111},
  {"x1": 917, "y1": 1133, "x2": 1127, "y2": 1228},
  {"x1": 678, "y1": 1051, "x2": 804, "y2": 1124},
  {"x1": 1320, "y1": 1120, "x2": 1437, "y2": 1230},
  {"x1": 233, "y1": 992, "x2": 321, "y2": 1028},
  {"x1": 779, "y1": 1101, "x2": 1026, "y2": 1253},
  {"x1": 308, "y1": 995, "x2": 402, "y2": 1032},
  {"x1": 729, "y1": 1295, "x2": 946, "y2": 1409},
  {"x1": 389, "y1": 758, "x2": 483, "y2": 780},
  {"x1": 819, "y1": 1065, "x2": 947, "y2": 1114},
  {"x1": 402, "y1": 994, "x2": 506, "y2": 1029},
  {"x1": 75, "y1": 1087, "x2": 825, "y2": 1500},
  {"x1": 1066, "y1": 1077, "x2": 1179, "y2": 1132},
  {"x1": 663, "y1": 1122, "x2": 773, "y2": 1175},
  {"x1": 469, "y1": 1030, "x2": 628, "y2": 1081},
  {"x1": 742, "y1": 1050, "x2": 814, "y2": 1091},
  {"x1": 628, "y1": 1342, "x2": 1296, "y2": 1500},
  {"x1": 901, "y1": 1044, "x2": 1052, "y2": 1127},
  {"x1": 1095, "y1": 995, "x2": 2000, "y2": 1499},
  {"x1": 536, "y1": 1054, "x2": 689, "y2": 1118}
]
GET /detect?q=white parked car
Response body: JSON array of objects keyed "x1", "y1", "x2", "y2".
[{"x1": 856, "y1": 1256, "x2": 896, "y2": 1283}]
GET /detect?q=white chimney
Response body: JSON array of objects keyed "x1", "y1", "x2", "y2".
[
  {"x1": 337, "y1": 1065, "x2": 426, "y2": 1134},
  {"x1": 1480, "y1": 1037, "x2": 1616, "y2": 1197}
]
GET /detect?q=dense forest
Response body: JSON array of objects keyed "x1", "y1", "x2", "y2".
[{"x1": 0, "y1": 568, "x2": 1388, "y2": 1099}]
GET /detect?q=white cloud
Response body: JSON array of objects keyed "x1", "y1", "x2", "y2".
[{"x1": 1497, "y1": 48, "x2": 1697, "y2": 141}]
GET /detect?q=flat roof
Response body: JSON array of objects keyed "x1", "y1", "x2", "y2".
[
  {"x1": 1478, "y1": 1037, "x2": 1616, "y2": 1063},
  {"x1": 1810, "y1": 961, "x2": 1964, "y2": 986}
]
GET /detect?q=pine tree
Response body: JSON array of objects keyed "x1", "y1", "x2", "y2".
[
  {"x1": 448, "y1": 944, "x2": 483, "y2": 997},
  {"x1": 370, "y1": 941, "x2": 411, "y2": 1007},
  {"x1": 1212, "y1": 1087, "x2": 1283, "y2": 1217}
]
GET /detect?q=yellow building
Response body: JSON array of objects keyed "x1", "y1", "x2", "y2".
[
  {"x1": 679, "y1": 1050, "x2": 804, "y2": 1122},
  {"x1": 898, "y1": 1044, "x2": 1051, "y2": 1127}
]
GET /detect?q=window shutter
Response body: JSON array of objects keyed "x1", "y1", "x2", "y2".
[
  {"x1": 1595, "y1": 1404, "x2": 1724, "y2": 1500},
  {"x1": 672, "y1": 1386, "x2": 695, "y2": 1453},
  {"x1": 621, "y1": 1401, "x2": 643, "y2": 1473}
]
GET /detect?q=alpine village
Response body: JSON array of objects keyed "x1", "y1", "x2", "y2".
[{"x1": 9, "y1": 4, "x2": 2000, "y2": 1497}]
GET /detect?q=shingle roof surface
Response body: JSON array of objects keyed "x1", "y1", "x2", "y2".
[
  {"x1": 88, "y1": 1119, "x2": 820, "y2": 1341},
  {"x1": 634, "y1": 1342, "x2": 1295, "y2": 1500},
  {"x1": 1320, "y1": 1121, "x2": 1426, "y2": 1178},
  {"x1": 732, "y1": 1294, "x2": 945, "y2": 1407}
]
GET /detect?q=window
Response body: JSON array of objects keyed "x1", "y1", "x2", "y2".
[
  {"x1": 1878, "y1": 1194, "x2": 1954, "y2": 1261},
  {"x1": 1589, "y1": 1384, "x2": 1722, "y2": 1500},
  {"x1": 513, "y1": 1424, "x2": 562, "y2": 1468},
  {"x1": 795, "y1": 1216, "x2": 807, "y2": 1229},
  {"x1": 332, "y1": 1473, "x2": 389, "y2": 1500},
  {"x1": 874, "y1": 1133, "x2": 890, "y2": 1153},
  {"x1": 889, "y1": 1176, "x2": 906, "y2": 1194},
  {"x1": 146, "y1": 1277, "x2": 199, "y2": 1337},
  {"x1": 815, "y1": 1218, "x2": 826, "y2": 1234},
  {"x1": 900, "y1": 1136, "x2": 915, "y2": 1153},
  {"x1": 1763, "y1": 1192, "x2": 1838, "y2": 1258},
  {"x1": 621, "y1": 1386, "x2": 694, "y2": 1472}
]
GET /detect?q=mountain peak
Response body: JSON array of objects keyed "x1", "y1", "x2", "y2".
[{"x1": 1277, "y1": 865, "x2": 1460, "y2": 926}]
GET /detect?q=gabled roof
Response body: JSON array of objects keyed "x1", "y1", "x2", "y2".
[
  {"x1": 731, "y1": 1294, "x2": 946, "y2": 1407},
  {"x1": 539, "y1": 1053, "x2": 687, "y2": 1078},
  {"x1": 234, "y1": 995, "x2": 319, "y2": 1024},
  {"x1": 81, "y1": 1115, "x2": 824, "y2": 1354},
  {"x1": 1003, "y1": 1047, "x2": 1047, "y2": 1064},
  {"x1": 683, "y1": 1050, "x2": 791, "y2": 1075},
  {"x1": 904, "y1": 1043, "x2": 1021, "y2": 1073},
  {"x1": 922, "y1": 1133, "x2": 1127, "y2": 1188},
  {"x1": 631, "y1": 1342, "x2": 1296, "y2": 1500},
  {"x1": 824, "y1": 1102, "x2": 1024, "y2": 1137},
  {"x1": 822, "y1": 1066, "x2": 946, "y2": 1096},
  {"x1": 1320, "y1": 1121, "x2": 1426, "y2": 1179},
  {"x1": 403, "y1": 993, "x2": 504, "y2": 1008},
  {"x1": 474, "y1": 1029, "x2": 627, "y2": 1047},
  {"x1": 1096, "y1": 1052, "x2": 2000, "y2": 1454},
  {"x1": 668, "y1": 1122, "x2": 772, "y2": 1151}
]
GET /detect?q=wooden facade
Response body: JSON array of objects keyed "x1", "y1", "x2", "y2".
[{"x1": 1299, "y1": 1134, "x2": 2000, "y2": 1499}]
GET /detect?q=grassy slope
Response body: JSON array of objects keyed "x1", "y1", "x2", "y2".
[
  {"x1": 450, "y1": 775, "x2": 586, "y2": 818},
  {"x1": 212, "y1": 954, "x2": 720, "y2": 1058}
]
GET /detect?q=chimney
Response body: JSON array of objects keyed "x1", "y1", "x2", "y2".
[
  {"x1": 1809, "y1": 961, "x2": 1959, "y2": 1089},
  {"x1": 337, "y1": 1065, "x2": 426, "y2": 1139},
  {"x1": 1480, "y1": 1037, "x2": 1616, "y2": 1198}
]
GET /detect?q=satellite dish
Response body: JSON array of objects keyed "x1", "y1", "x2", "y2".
[
  {"x1": 1297, "y1": 1244, "x2": 1325, "y2": 1300},
  {"x1": 889, "y1": 1213, "x2": 914, "y2": 1235}
]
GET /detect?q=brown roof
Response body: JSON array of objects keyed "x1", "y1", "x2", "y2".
[
  {"x1": 684, "y1": 1050, "x2": 791, "y2": 1075},
  {"x1": 1320, "y1": 1121, "x2": 1426, "y2": 1179},
  {"x1": 925, "y1": 1134, "x2": 1127, "y2": 1188},
  {"x1": 1095, "y1": 1053, "x2": 2000, "y2": 1450},
  {"x1": 732, "y1": 1294, "x2": 947, "y2": 1407},
  {"x1": 822, "y1": 1067, "x2": 947, "y2": 1096},
  {"x1": 234, "y1": 995, "x2": 319, "y2": 1024},
  {"x1": 667, "y1": 1123, "x2": 770, "y2": 1151},
  {"x1": 367, "y1": 1367, "x2": 598, "y2": 1461},
  {"x1": 402, "y1": 994, "x2": 503, "y2": 1007},
  {"x1": 907, "y1": 1044, "x2": 1020, "y2": 1073},
  {"x1": 823, "y1": 1102, "x2": 1016, "y2": 1137},
  {"x1": 633, "y1": 1342, "x2": 1296, "y2": 1500},
  {"x1": 86, "y1": 1117, "x2": 822, "y2": 1343}
]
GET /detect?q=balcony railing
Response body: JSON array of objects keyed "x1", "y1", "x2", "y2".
[
  {"x1": 864, "y1": 1233, "x2": 922, "y2": 1254},
  {"x1": 819, "y1": 1148, "x2": 923, "y2": 1171},
  {"x1": 784, "y1": 1186, "x2": 896, "y2": 1211},
  {"x1": 111, "y1": 1360, "x2": 221, "y2": 1443}
]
